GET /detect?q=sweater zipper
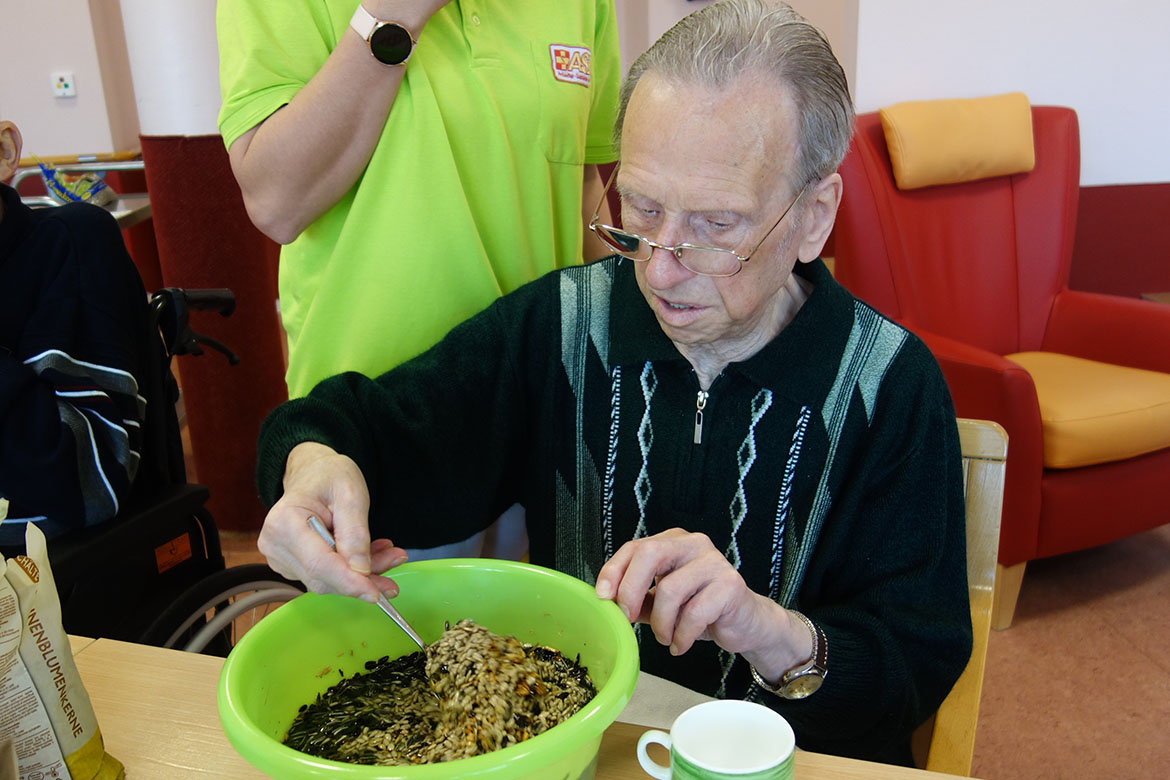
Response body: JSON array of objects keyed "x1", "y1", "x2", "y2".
[{"x1": 693, "y1": 390, "x2": 709, "y2": 444}]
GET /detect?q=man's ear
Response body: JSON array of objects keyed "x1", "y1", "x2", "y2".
[
  {"x1": 795, "y1": 172, "x2": 842, "y2": 263},
  {"x1": 0, "y1": 121, "x2": 24, "y2": 182}
]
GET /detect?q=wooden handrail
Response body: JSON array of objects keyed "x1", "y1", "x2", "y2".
[{"x1": 18, "y1": 148, "x2": 141, "y2": 168}]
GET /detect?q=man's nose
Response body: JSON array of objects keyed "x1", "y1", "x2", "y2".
[
  {"x1": 644, "y1": 244, "x2": 695, "y2": 289},
  {"x1": 644, "y1": 220, "x2": 695, "y2": 288}
]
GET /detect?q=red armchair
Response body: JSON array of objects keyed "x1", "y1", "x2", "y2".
[{"x1": 833, "y1": 104, "x2": 1170, "y2": 627}]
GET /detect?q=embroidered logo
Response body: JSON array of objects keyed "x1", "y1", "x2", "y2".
[{"x1": 549, "y1": 44, "x2": 591, "y2": 87}]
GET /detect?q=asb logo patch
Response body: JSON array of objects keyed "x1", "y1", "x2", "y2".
[{"x1": 550, "y1": 44, "x2": 591, "y2": 87}]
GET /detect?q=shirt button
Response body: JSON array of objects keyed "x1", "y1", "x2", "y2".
[{"x1": 472, "y1": 14, "x2": 481, "y2": 25}]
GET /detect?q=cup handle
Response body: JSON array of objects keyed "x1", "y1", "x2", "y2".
[{"x1": 637, "y1": 729, "x2": 673, "y2": 779}]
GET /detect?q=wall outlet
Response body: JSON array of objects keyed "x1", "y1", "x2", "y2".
[{"x1": 52, "y1": 72, "x2": 76, "y2": 98}]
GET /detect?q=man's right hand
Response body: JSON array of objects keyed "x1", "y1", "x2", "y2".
[{"x1": 257, "y1": 441, "x2": 408, "y2": 602}]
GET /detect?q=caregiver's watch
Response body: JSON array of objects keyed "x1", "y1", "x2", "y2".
[
  {"x1": 751, "y1": 610, "x2": 827, "y2": 700},
  {"x1": 350, "y1": 4, "x2": 417, "y2": 65}
]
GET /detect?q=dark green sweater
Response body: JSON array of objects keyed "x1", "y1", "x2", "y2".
[{"x1": 257, "y1": 257, "x2": 971, "y2": 765}]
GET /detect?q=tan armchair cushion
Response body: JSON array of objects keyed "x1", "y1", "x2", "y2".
[
  {"x1": 1006, "y1": 351, "x2": 1170, "y2": 468},
  {"x1": 879, "y1": 92, "x2": 1036, "y2": 190}
]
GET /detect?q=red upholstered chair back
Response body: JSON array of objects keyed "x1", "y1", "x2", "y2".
[{"x1": 835, "y1": 106, "x2": 1082, "y2": 355}]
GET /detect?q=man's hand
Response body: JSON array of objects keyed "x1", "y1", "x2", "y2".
[
  {"x1": 595, "y1": 528, "x2": 812, "y2": 679},
  {"x1": 257, "y1": 441, "x2": 408, "y2": 603}
]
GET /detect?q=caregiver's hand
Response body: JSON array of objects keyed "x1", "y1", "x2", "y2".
[
  {"x1": 594, "y1": 528, "x2": 812, "y2": 679},
  {"x1": 258, "y1": 441, "x2": 408, "y2": 602}
]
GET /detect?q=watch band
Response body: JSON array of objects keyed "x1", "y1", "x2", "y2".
[
  {"x1": 349, "y1": 4, "x2": 417, "y2": 65},
  {"x1": 349, "y1": 4, "x2": 380, "y2": 40},
  {"x1": 750, "y1": 663, "x2": 785, "y2": 695},
  {"x1": 750, "y1": 610, "x2": 828, "y2": 699}
]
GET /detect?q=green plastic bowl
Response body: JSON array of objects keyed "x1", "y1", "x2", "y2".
[{"x1": 218, "y1": 558, "x2": 639, "y2": 779}]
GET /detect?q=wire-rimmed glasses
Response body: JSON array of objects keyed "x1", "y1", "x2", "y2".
[{"x1": 588, "y1": 164, "x2": 806, "y2": 278}]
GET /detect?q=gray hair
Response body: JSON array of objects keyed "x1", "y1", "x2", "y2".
[{"x1": 616, "y1": 0, "x2": 855, "y2": 189}]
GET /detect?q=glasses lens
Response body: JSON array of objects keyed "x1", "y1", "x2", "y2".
[
  {"x1": 595, "y1": 226, "x2": 649, "y2": 259},
  {"x1": 677, "y1": 247, "x2": 743, "y2": 277}
]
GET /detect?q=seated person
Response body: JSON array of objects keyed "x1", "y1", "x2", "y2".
[
  {"x1": 0, "y1": 119, "x2": 151, "y2": 549},
  {"x1": 252, "y1": 0, "x2": 972, "y2": 765}
]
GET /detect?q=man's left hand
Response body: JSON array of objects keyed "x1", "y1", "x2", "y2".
[{"x1": 594, "y1": 528, "x2": 778, "y2": 656}]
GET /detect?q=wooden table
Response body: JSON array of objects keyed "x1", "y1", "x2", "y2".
[
  {"x1": 69, "y1": 637, "x2": 967, "y2": 779},
  {"x1": 107, "y1": 194, "x2": 152, "y2": 230}
]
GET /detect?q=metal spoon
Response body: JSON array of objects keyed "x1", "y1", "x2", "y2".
[{"x1": 307, "y1": 515, "x2": 426, "y2": 650}]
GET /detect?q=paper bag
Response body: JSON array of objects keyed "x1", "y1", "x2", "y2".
[{"x1": 0, "y1": 524, "x2": 124, "y2": 780}]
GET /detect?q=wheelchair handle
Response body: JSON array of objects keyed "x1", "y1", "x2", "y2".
[
  {"x1": 150, "y1": 287, "x2": 239, "y2": 363},
  {"x1": 173, "y1": 288, "x2": 236, "y2": 318}
]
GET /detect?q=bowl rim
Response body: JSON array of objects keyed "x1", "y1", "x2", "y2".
[{"x1": 218, "y1": 558, "x2": 640, "y2": 778}]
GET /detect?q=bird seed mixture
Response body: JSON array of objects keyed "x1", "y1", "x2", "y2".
[{"x1": 283, "y1": 619, "x2": 597, "y2": 765}]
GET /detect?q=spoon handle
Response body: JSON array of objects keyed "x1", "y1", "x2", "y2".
[{"x1": 307, "y1": 515, "x2": 427, "y2": 650}]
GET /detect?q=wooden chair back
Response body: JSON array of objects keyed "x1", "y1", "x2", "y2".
[{"x1": 913, "y1": 418, "x2": 1008, "y2": 775}]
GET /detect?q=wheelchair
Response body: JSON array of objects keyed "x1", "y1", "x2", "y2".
[{"x1": 33, "y1": 286, "x2": 304, "y2": 655}]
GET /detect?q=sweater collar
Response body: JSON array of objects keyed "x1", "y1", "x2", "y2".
[
  {"x1": 608, "y1": 257, "x2": 856, "y2": 397},
  {"x1": 608, "y1": 257, "x2": 685, "y2": 365}
]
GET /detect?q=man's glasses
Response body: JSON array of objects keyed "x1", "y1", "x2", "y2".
[{"x1": 588, "y1": 165, "x2": 806, "y2": 278}]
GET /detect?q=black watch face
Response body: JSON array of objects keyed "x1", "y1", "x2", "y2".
[{"x1": 370, "y1": 23, "x2": 413, "y2": 65}]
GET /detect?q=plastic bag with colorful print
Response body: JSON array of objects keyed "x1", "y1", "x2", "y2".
[{"x1": 0, "y1": 523, "x2": 124, "y2": 780}]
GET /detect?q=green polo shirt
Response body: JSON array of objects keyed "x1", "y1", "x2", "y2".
[{"x1": 218, "y1": 0, "x2": 621, "y2": 396}]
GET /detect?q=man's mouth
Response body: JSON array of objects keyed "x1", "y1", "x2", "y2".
[{"x1": 652, "y1": 293, "x2": 704, "y2": 322}]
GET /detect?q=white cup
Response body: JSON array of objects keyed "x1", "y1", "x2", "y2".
[{"x1": 636, "y1": 700, "x2": 795, "y2": 779}]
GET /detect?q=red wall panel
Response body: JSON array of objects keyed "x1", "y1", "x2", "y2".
[{"x1": 1070, "y1": 183, "x2": 1170, "y2": 299}]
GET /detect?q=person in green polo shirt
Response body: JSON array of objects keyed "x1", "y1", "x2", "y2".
[
  {"x1": 217, "y1": 0, "x2": 621, "y2": 398},
  {"x1": 218, "y1": 0, "x2": 621, "y2": 558}
]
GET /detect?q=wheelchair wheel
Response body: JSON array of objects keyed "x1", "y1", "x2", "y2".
[{"x1": 140, "y1": 564, "x2": 305, "y2": 655}]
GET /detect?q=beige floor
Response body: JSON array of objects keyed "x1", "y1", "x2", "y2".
[
  {"x1": 220, "y1": 524, "x2": 1170, "y2": 779},
  {"x1": 220, "y1": 531, "x2": 268, "y2": 567},
  {"x1": 971, "y1": 524, "x2": 1170, "y2": 779}
]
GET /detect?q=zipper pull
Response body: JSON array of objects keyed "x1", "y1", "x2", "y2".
[{"x1": 693, "y1": 390, "x2": 709, "y2": 444}]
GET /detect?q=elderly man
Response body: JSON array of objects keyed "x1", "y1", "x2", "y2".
[{"x1": 255, "y1": 0, "x2": 971, "y2": 765}]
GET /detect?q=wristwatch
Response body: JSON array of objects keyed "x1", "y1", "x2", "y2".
[
  {"x1": 750, "y1": 610, "x2": 828, "y2": 700},
  {"x1": 350, "y1": 4, "x2": 417, "y2": 66}
]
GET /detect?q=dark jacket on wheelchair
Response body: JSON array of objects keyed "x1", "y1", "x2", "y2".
[
  {"x1": 0, "y1": 182, "x2": 160, "y2": 546},
  {"x1": 0, "y1": 182, "x2": 238, "y2": 646}
]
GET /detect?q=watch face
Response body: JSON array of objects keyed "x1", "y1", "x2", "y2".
[
  {"x1": 782, "y1": 672, "x2": 824, "y2": 699},
  {"x1": 370, "y1": 23, "x2": 413, "y2": 65}
]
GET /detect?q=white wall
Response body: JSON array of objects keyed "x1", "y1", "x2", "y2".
[
  {"x1": 0, "y1": 0, "x2": 127, "y2": 158},
  {"x1": 614, "y1": 0, "x2": 1168, "y2": 187},
  {"x1": 0, "y1": 0, "x2": 220, "y2": 160},
  {"x1": 853, "y1": 0, "x2": 1170, "y2": 186},
  {"x1": 614, "y1": 0, "x2": 857, "y2": 91},
  {"x1": 647, "y1": 0, "x2": 718, "y2": 45},
  {"x1": 7, "y1": 1, "x2": 1165, "y2": 186}
]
